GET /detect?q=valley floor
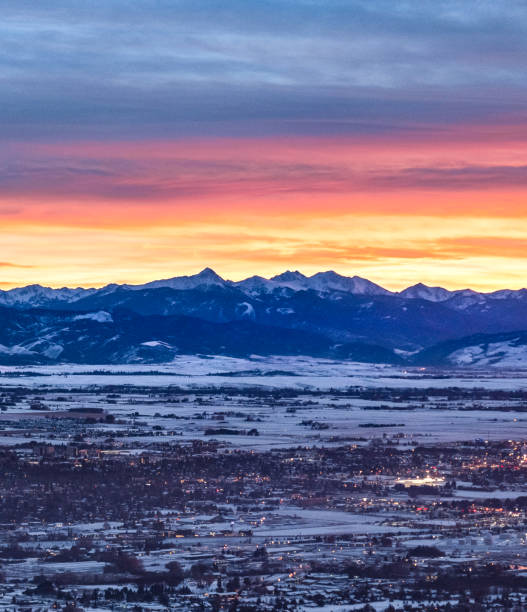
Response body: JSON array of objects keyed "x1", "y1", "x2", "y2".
[{"x1": 0, "y1": 359, "x2": 526, "y2": 610}]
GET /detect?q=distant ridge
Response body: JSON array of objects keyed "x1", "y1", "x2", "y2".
[
  {"x1": 0, "y1": 268, "x2": 526, "y2": 366},
  {"x1": 1, "y1": 267, "x2": 524, "y2": 307}
]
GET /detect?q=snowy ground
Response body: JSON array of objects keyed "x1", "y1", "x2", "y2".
[
  {"x1": 1, "y1": 359, "x2": 527, "y2": 609},
  {"x1": 2, "y1": 357, "x2": 527, "y2": 448},
  {"x1": 1, "y1": 355, "x2": 527, "y2": 390}
]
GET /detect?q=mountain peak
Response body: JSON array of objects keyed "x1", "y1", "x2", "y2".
[
  {"x1": 271, "y1": 270, "x2": 307, "y2": 283},
  {"x1": 196, "y1": 267, "x2": 224, "y2": 281},
  {"x1": 308, "y1": 271, "x2": 390, "y2": 295},
  {"x1": 399, "y1": 283, "x2": 453, "y2": 302},
  {"x1": 130, "y1": 268, "x2": 226, "y2": 292},
  {"x1": 313, "y1": 270, "x2": 340, "y2": 279}
]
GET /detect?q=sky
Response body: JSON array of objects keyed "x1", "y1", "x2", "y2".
[{"x1": 2, "y1": 0, "x2": 527, "y2": 291}]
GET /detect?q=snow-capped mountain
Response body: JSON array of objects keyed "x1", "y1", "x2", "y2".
[
  {"x1": 0, "y1": 284, "x2": 96, "y2": 308},
  {"x1": 271, "y1": 270, "x2": 308, "y2": 288},
  {"x1": 2, "y1": 268, "x2": 525, "y2": 307},
  {"x1": 399, "y1": 283, "x2": 455, "y2": 302},
  {"x1": 290, "y1": 270, "x2": 391, "y2": 295},
  {"x1": 488, "y1": 288, "x2": 527, "y2": 300},
  {"x1": 398, "y1": 283, "x2": 482, "y2": 305},
  {"x1": 129, "y1": 267, "x2": 226, "y2": 291},
  {"x1": 232, "y1": 275, "x2": 281, "y2": 295},
  {"x1": 0, "y1": 268, "x2": 526, "y2": 366},
  {"x1": 233, "y1": 270, "x2": 389, "y2": 295}
]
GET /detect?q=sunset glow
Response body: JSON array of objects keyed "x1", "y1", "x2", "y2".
[{"x1": 2, "y1": 1, "x2": 527, "y2": 290}]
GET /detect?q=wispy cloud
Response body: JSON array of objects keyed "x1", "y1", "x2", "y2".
[
  {"x1": 2, "y1": 1, "x2": 527, "y2": 139},
  {"x1": 0, "y1": 261, "x2": 33, "y2": 268},
  {"x1": 3, "y1": 150, "x2": 527, "y2": 203},
  {"x1": 1, "y1": 1, "x2": 527, "y2": 290}
]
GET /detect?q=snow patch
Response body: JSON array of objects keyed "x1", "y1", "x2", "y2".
[
  {"x1": 236, "y1": 302, "x2": 255, "y2": 319},
  {"x1": 73, "y1": 311, "x2": 113, "y2": 323},
  {"x1": 141, "y1": 341, "x2": 173, "y2": 348},
  {"x1": 0, "y1": 344, "x2": 34, "y2": 356},
  {"x1": 448, "y1": 339, "x2": 527, "y2": 367}
]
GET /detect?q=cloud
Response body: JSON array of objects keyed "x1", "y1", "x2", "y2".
[
  {"x1": 436, "y1": 236, "x2": 527, "y2": 258},
  {"x1": 2, "y1": 1, "x2": 527, "y2": 139},
  {"x1": 371, "y1": 165, "x2": 527, "y2": 190},
  {"x1": 1, "y1": 1, "x2": 527, "y2": 291},
  {"x1": 184, "y1": 236, "x2": 527, "y2": 267},
  {"x1": 0, "y1": 261, "x2": 33, "y2": 268},
  {"x1": 3, "y1": 145, "x2": 527, "y2": 206}
]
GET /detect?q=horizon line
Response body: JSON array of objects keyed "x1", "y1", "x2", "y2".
[{"x1": 1, "y1": 267, "x2": 526, "y2": 295}]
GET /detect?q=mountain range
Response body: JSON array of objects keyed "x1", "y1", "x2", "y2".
[{"x1": 0, "y1": 268, "x2": 526, "y2": 367}]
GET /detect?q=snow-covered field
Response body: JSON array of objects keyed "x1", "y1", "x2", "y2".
[
  {"x1": 1, "y1": 358, "x2": 527, "y2": 610},
  {"x1": 1, "y1": 355, "x2": 527, "y2": 390},
  {"x1": 2, "y1": 357, "x2": 527, "y2": 448}
]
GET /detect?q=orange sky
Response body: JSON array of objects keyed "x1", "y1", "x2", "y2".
[
  {"x1": 2, "y1": 129, "x2": 527, "y2": 292},
  {"x1": 3, "y1": 2, "x2": 527, "y2": 292}
]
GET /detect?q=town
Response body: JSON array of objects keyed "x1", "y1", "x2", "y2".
[{"x1": 0, "y1": 369, "x2": 526, "y2": 610}]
